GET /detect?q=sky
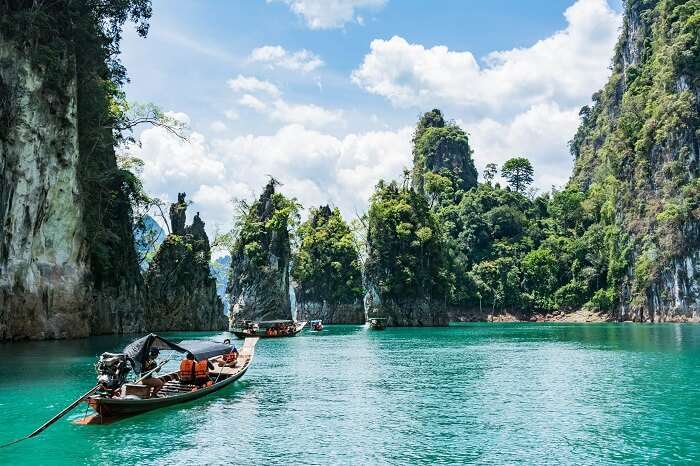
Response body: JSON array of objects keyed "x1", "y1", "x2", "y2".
[{"x1": 120, "y1": 0, "x2": 624, "y2": 237}]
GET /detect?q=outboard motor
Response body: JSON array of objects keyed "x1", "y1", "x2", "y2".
[{"x1": 95, "y1": 352, "x2": 133, "y2": 390}]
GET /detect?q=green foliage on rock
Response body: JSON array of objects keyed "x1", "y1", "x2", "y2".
[
  {"x1": 412, "y1": 109, "x2": 477, "y2": 193},
  {"x1": 292, "y1": 205, "x2": 363, "y2": 305},
  {"x1": 365, "y1": 180, "x2": 450, "y2": 303}
]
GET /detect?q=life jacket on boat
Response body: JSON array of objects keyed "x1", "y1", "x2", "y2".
[
  {"x1": 195, "y1": 360, "x2": 210, "y2": 380},
  {"x1": 179, "y1": 359, "x2": 196, "y2": 383},
  {"x1": 222, "y1": 351, "x2": 238, "y2": 363}
]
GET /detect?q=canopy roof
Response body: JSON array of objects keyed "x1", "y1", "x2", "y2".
[
  {"x1": 122, "y1": 334, "x2": 230, "y2": 372},
  {"x1": 178, "y1": 340, "x2": 232, "y2": 360}
]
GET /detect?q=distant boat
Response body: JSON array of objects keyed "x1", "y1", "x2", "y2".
[
  {"x1": 231, "y1": 320, "x2": 307, "y2": 339},
  {"x1": 369, "y1": 317, "x2": 387, "y2": 330},
  {"x1": 85, "y1": 334, "x2": 258, "y2": 418},
  {"x1": 310, "y1": 320, "x2": 323, "y2": 331}
]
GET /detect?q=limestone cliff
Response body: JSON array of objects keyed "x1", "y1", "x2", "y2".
[
  {"x1": 227, "y1": 180, "x2": 296, "y2": 325},
  {"x1": 144, "y1": 194, "x2": 226, "y2": 331},
  {"x1": 570, "y1": 0, "x2": 700, "y2": 321},
  {"x1": 0, "y1": 2, "x2": 148, "y2": 339},
  {"x1": 411, "y1": 109, "x2": 478, "y2": 193},
  {"x1": 292, "y1": 205, "x2": 364, "y2": 324}
]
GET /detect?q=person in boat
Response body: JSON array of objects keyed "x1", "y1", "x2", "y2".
[
  {"x1": 141, "y1": 348, "x2": 164, "y2": 397},
  {"x1": 194, "y1": 356, "x2": 215, "y2": 387},
  {"x1": 215, "y1": 339, "x2": 239, "y2": 367},
  {"x1": 179, "y1": 352, "x2": 197, "y2": 385}
]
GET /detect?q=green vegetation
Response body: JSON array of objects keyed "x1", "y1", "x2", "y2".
[
  {"x1": 501, "y1": 157, "x2": 534, "y2": 194},
  {"x1": 365, "y1": 180, "x2": 450, "y2": 304},
  {"x1": 292, "y1": 205, "x2": 363, "y2": 305}
]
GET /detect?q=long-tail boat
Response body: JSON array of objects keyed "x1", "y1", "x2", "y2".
[
  {"x1": 231, "y1": 319, "x2": 307, "y2": 339},
  {"x1": 85, "y1": 334, "x2": 258, "y2": 418},
  {"x1": 369, "y1": 317, "x2": 387, "y2": 330}
]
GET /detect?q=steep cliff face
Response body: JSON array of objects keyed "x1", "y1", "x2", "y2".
[
  {"x1": 144, "y1": 194, "x2": 226, "y2": 331},
  {"x1": 570, "y1": 0, "x2": 700, "y2": 321},
  {"x1": 227, "y1": 180, "x2": 297, "y2": 325},
  {"x1": 0, "y1": 2, "x2": 149, "y2": 339},
  {"x1": 363, "y1": 182, "x2": 450, "y2": 327},
  {"x1": 411, "y1": 109, "x2": 478, "y2": 193}
]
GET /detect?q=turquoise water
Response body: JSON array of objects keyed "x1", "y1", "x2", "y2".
[{"x1": 1, "y1": 323, "x2": 700, "y2": 465}]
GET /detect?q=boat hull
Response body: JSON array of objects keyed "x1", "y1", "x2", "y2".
[
  {"x1": 87, "y1": 365, "x2": 249, "y2": 417},
  {"x1": 232, "y1": 321, "x2": 307, "y2": 339},
  {"x1": 87, "y1": 338, "x2": 257, "y2": 417}
]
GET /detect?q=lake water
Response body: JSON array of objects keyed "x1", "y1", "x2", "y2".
[{"x1": 1, "y1": 323, "x2": 699, "y2": 465}]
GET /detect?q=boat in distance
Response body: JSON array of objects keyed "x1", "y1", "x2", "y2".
[
  {"x1": 369, "y1": 317, "x2": 387, "y2": 330},
  {"x1": 86, "y1": 335, "x2": 258, "y2": 418},
  {"x1": 231, "y1": 320, "x2": 307, "y2": 339}
]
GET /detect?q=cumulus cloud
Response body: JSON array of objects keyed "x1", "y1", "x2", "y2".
[
  {"x1": 270, "y1": 0, "x2": 387, "y2": 29},
  {"x1": 467, "y1": 103, "x2": 581, "y2": 191},
  {"x1": 269, "y1": 100, "x2": 343, "y2": 127},
  {"x1": 209, "y1": 120, "x2": 228, "y2": 133},
  {"x1": 238, "y1": 94, "x2": 267, "y2": 111},
  {"x1": 132, "y1": 117, "x2": 411, "y2": 235},
  {"x1": 250, "y1": 45, "x2": 323, "y2": 72},
  {"x1": 351, "y1": 0, "x2": 621, "y2": 191},
  {"x1": 227, "y1": 75, "x2": 280, "y2": 97},
  {"x1": 227, "y1": 74, "x2": 343, "y2": 128},
  {"x1": 351, "y1": 0, "x2": 620, "y2": 114}
]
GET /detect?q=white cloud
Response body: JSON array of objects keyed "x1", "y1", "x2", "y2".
[
  {"x1": 269, "y1": 100, "x2": 343, "y2": 127},
  {"x1": 351, "y1": 0, "x2": 621, "y2": 192},
  {"x1": 133, "y1": 119, "x2": 410, "y2": 235},
  {"x1": 224, "y1": 109, "x2": 239, "y2": 121},
  {"x1": 352, "y1": 0, "x2": 620, "y2": 114},
  {"x1": 227, "y1": 75, "x2": 280, "y2": 97},
  {"x1": 209, "y1": 120, "x2": 228, "y2": 133},
  {"x1": 270, "y1": 0, "x2": 386, "y2": 29},
  {"x1": 238, "y1": 94, "x2": 268, "y2": 111},
  {"x1": 466, "y1": 103, "x2": 581, "y2": 191},
  {"x1": 250, "y1": 45, "x2": 323, "y2": 72},
  {"x1": 164, "y1": 111, "x2": 191, "y2": 126}
]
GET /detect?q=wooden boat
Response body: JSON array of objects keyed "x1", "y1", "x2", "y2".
[
  {"x1": 369, "y1": 317, "x2": 387, "y2": 330},
  {"x1": 310, "y1": 320, "x2": 323, "y2": 331},
  {"x1": 86, "y1": 337, "x2": 258, "y2": 417},
  {"x1": 231, "y1": 319, "x2": 307, "y2": 339}
]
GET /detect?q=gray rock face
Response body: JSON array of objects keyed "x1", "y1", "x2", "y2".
[
  {"x1": 0, "y1": 37, "x2": 144, "y2": 340},
  {"x1": 571, "y1": 1, "x2": 700, "y2": 322},
  {"x1": 295, "y1": 294, "x2": 365, "y2": 324},
  {"x1": 227, "y1": 181, "x2": 292, "y2": 326},
  {"x1": 144, "y1": 196, "x2": 226, "y2": 331},
  {"x1": 363, "y1": 283, "x2": 448, "y2": 327}
]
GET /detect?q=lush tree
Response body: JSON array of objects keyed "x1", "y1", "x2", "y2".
[
  {"x1": 501, "y1": 157, "x2": 534, "y2": 194},
  {"x1": 412, "y1": 110, "x2": 477, "y2": 193},
  {"x1": 293, "y1": 205, "x2": 363, "y2": 305},
  {"x1": 483, "y1": 163, "x2": 498, "y2": 184},
  {"x1": 365, "y1": 180, "x2": 450, "y2": 302}
]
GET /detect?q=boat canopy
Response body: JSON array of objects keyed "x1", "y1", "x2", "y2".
[
  {"x1": 122, "y1": 334, "x2": 230, "y2": 373},
  {"x1": 177, "y1": 340, "x2": 232, "y2": 360},
  {"x1": 123, "y1": 334, "x2": 189, "y2": 373}
]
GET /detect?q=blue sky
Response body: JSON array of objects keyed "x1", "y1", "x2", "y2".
[{"x1": 121, "y1": 0, "x2": 624, "y2": 235}]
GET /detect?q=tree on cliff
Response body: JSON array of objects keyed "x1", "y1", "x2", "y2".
[
  {"x1": 292, "y1": 205, "x2": 363, "y2": 307},
  {"x1": 411, "y1": 109, "x2": 477, "y2": 194},
  {"x1": 501, "y1": 157, "x2": 534, "y2": 194},
  {"x1": 226, "y1": 179, "x2": 301, "y2": 322},
  {"x1": 365, "y1": 180, "x2": 450, "y2": 306},
  {"x1": 145, "y1": 193, "x2": 225, "y2": 331}
]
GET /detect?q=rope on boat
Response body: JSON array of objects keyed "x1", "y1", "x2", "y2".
[{"x1": 0, "y1": 384, "x2": 100, "y2": 449}]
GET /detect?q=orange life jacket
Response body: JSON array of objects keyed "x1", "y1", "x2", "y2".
[
  {"x1": 195, "y1": 360, "x2": 209, "y2": 379},
  {"x1": 223, "y1": 352, "x2": 238, "y2": 363},
  {"x1": 179, "y1": 359, "x2": 195, "y2": 383}
]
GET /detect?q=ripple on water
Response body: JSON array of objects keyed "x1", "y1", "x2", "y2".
[{"x1": 1, "y1": 324, "x2": 700, "y2": 465}]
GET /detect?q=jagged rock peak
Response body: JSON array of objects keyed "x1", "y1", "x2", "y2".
[{"x1": 170, "y1": 192, "x2": 187, "y2": 235}]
